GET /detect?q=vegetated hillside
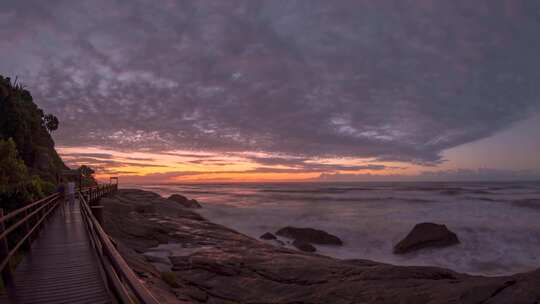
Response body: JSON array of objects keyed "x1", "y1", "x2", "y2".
[
  {"x1": 0, "y1": 75, "x2": 67, "y2": 183},
  {"x1": 0, "y1": 74, "x2": 72, "y2": 210}
]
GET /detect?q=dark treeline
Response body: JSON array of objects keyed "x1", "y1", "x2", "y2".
[{"x1": 0, "y1": 75, "x2": 95, "y2": 211}]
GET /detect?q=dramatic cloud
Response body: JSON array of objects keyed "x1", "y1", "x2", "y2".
[
  {"x1": 62, "y1": 153, "x2": 114, "y2": 159},
  {"x1": 59, "y1": 147, "x2": 389, "y2": 180},
  {"x1": 247, "y1": 156, "x2": 390, "y2": 172},
  {"x1": 2, "y1": 0, "x2": 540, "y2": 165},
  {"x1": 62, "y1": 155, "x2": 168, "y2": 172}
]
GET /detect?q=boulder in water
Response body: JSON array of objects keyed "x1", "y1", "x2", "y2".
[
  {"x1": 394, "y1": 222, "x2": 459, "y2": 254},
  {"x1": 276, "y1": 226, "x2": 343, "y2": 245},
  {"x1": 260, "y1": 232, "x2": 277, "y2": 240},
  {"x1": 292, "y1": 240, "x2": 316, "y2": 252},
  {"x1": 168, "y1": 194, "x2": 202, "y2": 209}
]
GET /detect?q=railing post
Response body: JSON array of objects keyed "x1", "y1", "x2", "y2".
[
  {"x1": 22, "y1": 208, "x2": 32, "y2": 251},
  {"x1": 0, "y1": 209, "x2": 13, "y2": 285},
  {"x1": 39, "y1": 199, "x2": 47, "y2": 229},
  {"x1": 91, "y1": 204, "x2": 104, "y2": 226}
]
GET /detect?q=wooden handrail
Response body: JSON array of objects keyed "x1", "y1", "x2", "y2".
[
  {"x1": 0, "y1": 182, "x2": 159, "y2": 303},
  {"x1": 0, "y1": 193, "x2": 59, "y2": 223},
  {"x1": 79, "y1": 185, "x2": 160, "y2": 304},
  {"x1": 0, "y1": 198, "x2": 59, "y2": 274},
  {"x1": 0, "y1": 198, "x2": 57, "y2": 241},
  {"x1": 0, "y1": 192, "x2": 60, "y2": 284}
]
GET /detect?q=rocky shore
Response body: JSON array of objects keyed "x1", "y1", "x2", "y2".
[{"x1": 101, "y1": 189, "x2": 540, "y2": 304}]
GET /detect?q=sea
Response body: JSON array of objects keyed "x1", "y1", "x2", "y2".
[{"x1": 128, "y1": 181, "x2": 540, "y2": 276}]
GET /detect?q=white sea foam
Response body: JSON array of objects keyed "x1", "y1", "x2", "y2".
[{"x1": 131, "y1": 182, "x2": 540, "y2": 276}]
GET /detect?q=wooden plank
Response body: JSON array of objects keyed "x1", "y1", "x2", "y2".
[
  {"x1": 2, "y1": 200, "x2": 112, "y2": 304},
  {"x1": 80, "y1": 192, "x2": 160, "y2": 304}
]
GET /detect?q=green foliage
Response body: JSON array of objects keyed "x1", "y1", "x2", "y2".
[
  {"x1": 0, "y1": 75, "x2": 67, "y2": 184},
  {"x1": 0, "y1": 75, "x2": 67, "y2": 211},
  {"x1": 78, "y1": 165, "x2": 97, "y2": 187},
  {"x1": 43, "y1": 114, "x2": 59, "y2": 132},
  {"x1": 40, "y1": 180, "x2": 56, "y2": 195},
  {"x1": 0, "y1": 138, "x2": 28, "y2": 188},
  {"x1": 160, "y1": 271, "x2": 179, "y2": 288},
  {"x1": 0, "y1": 138, "x2": 48, "y2": 211},
  {"x1": 79, "y1": 165, "x2": 95, "y2": 178}
]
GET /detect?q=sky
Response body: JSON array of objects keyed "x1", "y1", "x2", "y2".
[{"x1": 1, "y1": 0, "x2": 540, "y2": 183}]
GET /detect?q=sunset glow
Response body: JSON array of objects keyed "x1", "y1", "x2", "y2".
[
  {"x1": 57, "y1": 146, "x2": 412, "y2": 183},
  {"x1": 56, "y1": 112, "x2": 540, "y2": 183},
  {"x1": 3, "y1": 1, "x2": 539, "y2": 183}
]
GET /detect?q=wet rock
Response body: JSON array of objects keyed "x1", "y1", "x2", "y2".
[
  {"x1": 143, "y1": 251, "x2": 171, "y2": 265},
  {"x1": 161, "y1": 271, "x2": 179, "y2": 288},
  {"x1": 260, "y1": 232, "x2": 277, "y2": 240},
  {"x1": 292, "y1": 240, "x2": 316, "y2": 252},
  {"x1": 276, "y1": 226, "x2": 343, "y2": 245},
  {"x1": 135, "y1": 204, "x2": 156, "y2": 214},
  {"x1": 394, "y1": 222, "x2": 459, "y2": 254},
  {"x1": 168, "y1": 194, "x2": 202, "y2": 208},
  {"x1": 274, "y1": 239, "x2": 286, "y2": 246},
  {"x1": 183, "y1": 287, "x2": 208, "y2": 302},
  {"x1": 102, "y1": 189, "x2": 540, "y2": 304}
]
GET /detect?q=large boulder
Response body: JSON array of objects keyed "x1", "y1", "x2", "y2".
[
  {"x1": 394, "y1": 222, "x2": 459, "y2": 254},
  {"x1": 260, "y1": 232, "x2": 277, "y2": 240},
  {"x1": 276, "y1": 226, "x2": 343, "y2": 245},
  {"x1": 292, "y1": 240, "x2": 316, "y2": 252},
  {"x1": 167, "y1": 194, "x2": 202, "y2": 209}
]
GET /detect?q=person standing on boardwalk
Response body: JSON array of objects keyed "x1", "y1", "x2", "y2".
[
  {"x1": 66, "y1": 182, "x2": 75, "y2": 205},
  {"x1": 57, "y1": 180, "x2": 66, "y2": 200}
]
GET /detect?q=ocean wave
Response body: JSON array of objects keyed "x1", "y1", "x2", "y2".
[
  {"x1": 260, "y1": 187, "x2": 377, "y2": 194},
  {"x1": 141, "y1": 181, "x2": 540, "y2": 276},
  {"x1": 511, "y1": 199, "x2": 540, "y2": 211},
  {"x1": 463, "y1": 196, "x2": 507, "y2": 203}
]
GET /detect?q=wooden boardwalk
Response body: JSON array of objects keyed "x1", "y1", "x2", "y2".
[{"x1": 1, "y1": 200, "x2": 112, "y2": 304}]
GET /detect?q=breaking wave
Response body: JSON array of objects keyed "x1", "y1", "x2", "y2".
[{"x1": 130, "y1": 181, "x2": 540, "y2": 276}]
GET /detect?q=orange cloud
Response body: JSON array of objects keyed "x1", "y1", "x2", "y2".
[{"x1": 57, "y1": 146, "x2": 419, "y2": 183}]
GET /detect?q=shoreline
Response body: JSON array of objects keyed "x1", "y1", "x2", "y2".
[
  {"x1": 132, "y1": 182, "x2": 540, "y2": 277},
  {"x1": 101, "y1": 189, "x2": 540, "y2": 304}
]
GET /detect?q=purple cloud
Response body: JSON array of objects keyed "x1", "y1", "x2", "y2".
[{"x1": 1, "y1": 0, "x2": 539, "y2": 165}]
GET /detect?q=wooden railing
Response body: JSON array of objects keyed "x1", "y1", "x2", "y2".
[
  {"x1": 0, "y1": 183, "x2": 159, "y2": 303},
  {"x1": 79, "y1": 185, "x2": 160, "y2": 304},
  {"x1": 0, "y1": 192, "x2": 61, "y2": 285}
]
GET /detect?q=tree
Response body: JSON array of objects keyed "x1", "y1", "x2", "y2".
[
  {"x1": 0, "y1": 74, "x2": 68, "y2": 183},
  {"x1": 0, "y1": 138, "x2": 29, "y2": 190},
  {"x1": 78, "y1": 165, "x2": 97, "y2": 187},
  {"x1": 0, "y1": 138, "x2": 50, "y2": 211},
  {"x1": 79, "y1": 165, "x2": 95, "y2": 178},
  {"x1": 43, "y1": 114, "x2": 59, "y2": 132}
]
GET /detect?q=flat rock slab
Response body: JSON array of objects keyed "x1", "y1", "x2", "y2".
[{"x1": 101, "y1": 189, "x2": 540, "y2": 304}]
